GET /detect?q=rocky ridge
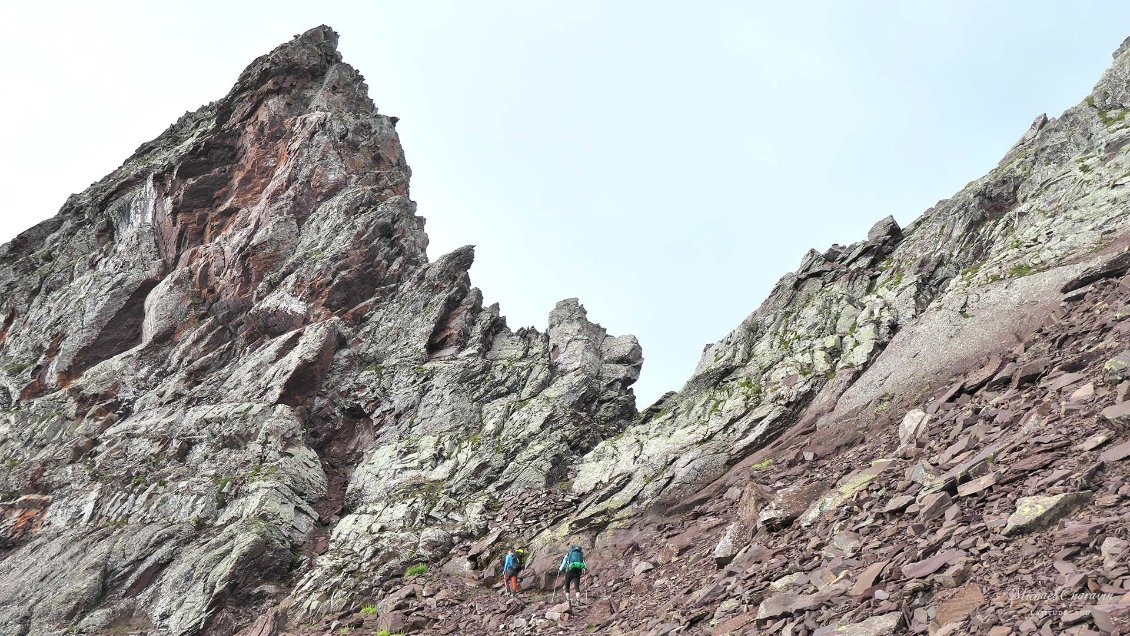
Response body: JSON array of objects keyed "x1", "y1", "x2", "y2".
[
  {"x1": 1, "y1": 25, "x2": 1130, "y2": 636},
  {"x1": 0, "y1": 26, "x2": 640, "y2": 635}
]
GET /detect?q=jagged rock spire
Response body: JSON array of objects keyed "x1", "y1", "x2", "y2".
[{"x1": 0, "y1": 26, "x2": 640, "y2": 633}]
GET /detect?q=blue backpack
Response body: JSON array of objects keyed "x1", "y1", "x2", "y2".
[{"x1": 566, "y1": 546, "x2": 585, "y2": 571}]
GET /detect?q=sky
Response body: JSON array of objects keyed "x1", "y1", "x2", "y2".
[{"x1": 2, "y1": 2, "x2": 1130, "y2": 405}]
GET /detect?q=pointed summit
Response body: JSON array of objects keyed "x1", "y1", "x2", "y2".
[
  {"x1": 1091, "y1": 34, "x2": 1130, "y2": 110},
  {"x1": 226, "y1": 25, "x2": 342, "y2": 104},
  {"x1": 0, "y1": 27, "x2": 641, "y2": 633},
  {"x1": 215, "y1": 24, "x2": 377, "y2": 125}
]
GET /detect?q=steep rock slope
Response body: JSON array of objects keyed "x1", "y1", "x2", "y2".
[
  {"x1": 4, "y1": 25, "x2": 1130, "y2": 636},
  {"x1": 391, "y1": 265, "x2": 1130, "y2": 635},
  {"x1": 0, "y1": 27, "x2": 640, "y2": 635},
  {"x1": 564, "y1": 36, "x2": 1130, "y2": 532},
  {"x1": 367, "y1": 37, "x2": 1130, "y2": 636}
]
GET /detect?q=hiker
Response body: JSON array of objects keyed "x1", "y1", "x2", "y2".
[
  {"x1": 502, "y1": 547, "x2": 525, "y2": 595},
  {"x1": 557, "y1": 544, "x2": 587, "y2": 601}
]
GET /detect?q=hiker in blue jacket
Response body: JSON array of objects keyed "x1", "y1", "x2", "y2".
[
  {"x1": 558, "y1": 545, "x2": 587, "y2": 601},
  {"x1": 502, "y1": 547, "x2": 524, "y2": 595}
]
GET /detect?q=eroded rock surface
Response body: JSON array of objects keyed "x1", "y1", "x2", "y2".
[
  {"x1": 0, "y1": 26, "x2": 640, "y2": 635},
  {"x1": 3, "y1": 24, "x2": 1130, "y2": 636}
]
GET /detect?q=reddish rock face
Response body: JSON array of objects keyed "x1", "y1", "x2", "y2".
[
  {"x1": 0, "y1": 495, "x2": 51, "y2": 549},
  {"x1": 0, "y1": 25, "x2": 648, "y2": 635}
]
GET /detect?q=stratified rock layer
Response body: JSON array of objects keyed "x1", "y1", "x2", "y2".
[{"x1": 0, "y1": 27, "x2": 640, "y2": 635}]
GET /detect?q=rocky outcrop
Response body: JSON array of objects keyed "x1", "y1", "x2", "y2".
[
  {"x1": 563, "y1": 34, "x2": 1130, "y2": 530},
  {"x1": 338, "y1": 224, "x2": 1130, "y2": 636},
  {"x1": 4, "y1": 24, "x2": 1130, "y2": 636},
  {"x1": 0, "y1": 26, "x2": 640, "y2": 635}
]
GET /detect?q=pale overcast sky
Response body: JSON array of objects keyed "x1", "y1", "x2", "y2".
[{"x1": 2, "y1": 2, "x2": 1129, "y2": 404}]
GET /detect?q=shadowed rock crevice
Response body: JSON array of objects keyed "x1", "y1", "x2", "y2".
[{"x1": 62, "y1": 279, "x2": 160, "y2": 382}]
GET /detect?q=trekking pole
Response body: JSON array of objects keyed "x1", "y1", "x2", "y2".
[{"x1": 551, "y1": 572, "x2": 562, "y2": 601}]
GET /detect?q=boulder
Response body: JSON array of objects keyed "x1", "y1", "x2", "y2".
[
  {"x1": 1100, "y1": 439, "x2": 1130, "y2": 462},
  {"x1": 867, "y1": 215, "x2": 903, "y2": 243},
  {"x1": 1104, "y1": 351, "x2": 1130, "y2": 383},
  {"x1": 713, "y1": 523, "x2": 747, "y2": 567},
  {"x1": 849, "y1": 559, "x2": 890, "y2": 597},
  {"x1": 712, "y1": 610, "x2": 757, "y2": 635},
  {"x1": 934, "y1": 583, "x2": 985, "y2": 627},
  {"x1": 813, "y1": 612, "x2": 903, "y2": 635},
  {"x1": 882, "y1": 494, "x2": 914, "y2": 513},
  {"x1": 1003, "y1": 492, "x2": 1091, "y2": 536},
  {"x1": 1091, "y1": 602, "x2": 1130, "y2": 633},
  {"x1": 377, "y1": 610, "x2": 430, "y2": 634},
  {"x1": 918, "y1": 491, "x2": 952, "y2": 521},
  {"x1": 800, "y1": 460, "x2": 894, "y2": 526},
  {"x1": 909, "y1": 460, "x2": 943, "y2": 489},
  {"x1": 1101, "y1": 536, "x2": 1127, "y2": 570},
  {"x1": 902, "y1": 550, "x2": 963, "y2": 579},
  {"x1": 1012, "y1": 358, "x2": 1049, "y2": 386},
  {"x1": 956, "y1": 472, "x2": 997, "y2": 497},
  {"x1": 755, "y1": 592, "x2": 797, "y2": 620},
  {"x1": 899, "y1": 409, "x2": 929, "y2": 446},
  {"x1": 545, "y1": 601, "x2": 572, "y2": 621},
  {"x1": 759, "y1": 481, "x2": 828, "y2": 531},
  {"x1": 1101, "y1": 401, "x2": 1130, "y2": 427},
  {"x1": 769, "y1": 572, "x2": 806, "y2": 591}
]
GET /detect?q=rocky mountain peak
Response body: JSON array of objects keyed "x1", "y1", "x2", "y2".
[
  {"x1": 1091, "y1": 36, "x2": 1130, "y2": 111},
  {"x1": 0, "y1": 26, "x2": 641, "y2": 634},
  {"x1": 232, "y1": 25, "x2": 343, "y2": 94},
  {"x1": 3, "y1": 25, "x2": 1130, "y2": 636}
]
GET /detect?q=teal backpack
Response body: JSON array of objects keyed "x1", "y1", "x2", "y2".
[{"x1": 566, "y1": 546, "x2": 585, "y2": 571}]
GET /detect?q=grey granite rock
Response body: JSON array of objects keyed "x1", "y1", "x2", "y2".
[
  {"x1": 4, "y1": 24, "x2": 1130, "y2": 636},
  {"x1": 0, "y1": 26, "x2": 640, "y2": 633}
]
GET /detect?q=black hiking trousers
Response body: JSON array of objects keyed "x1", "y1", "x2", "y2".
[{"x1": 564, "y1": 569, "x2": 582, "y2": 593}]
